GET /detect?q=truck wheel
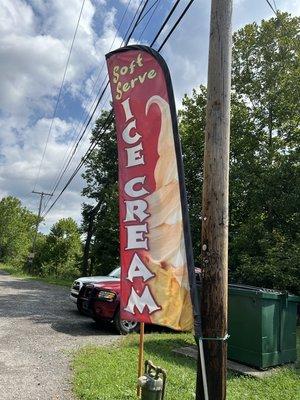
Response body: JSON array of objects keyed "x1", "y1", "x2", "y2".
[
  {"x1": 77, "y1": 299, "x2": 84, "y2": 314},
  {"x1": 93, "y1": 318, "x2": 104, "y2": 328},
  {"x1": 114, "y1": 310, "x2": 139, "y2": 335}
]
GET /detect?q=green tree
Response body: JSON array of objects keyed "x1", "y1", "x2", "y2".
[
  {"x1": 81, "y1": 111, "x2": 119, "y2": 275},
  {"x1": 232, "y1": 12, "x2": 300, "y2": 154},
  {"x1": 41, "y1": 218, "x2": 82, "y2": 278},
  {"x1": 179, "y1": 12, "x2": 300, "y2": 293},
  {"x1": 179, "y1": 89, "x2": 255, "y2": 263},
  {"x1": 230, "y1": 12, "x2": 300, "y2": 292},
  {"x1": 179, "y1": 86, "x2": 206, "y2": 263},
  {"x1": 0, "y1": 196, "x2": 37, "y2": 265}
]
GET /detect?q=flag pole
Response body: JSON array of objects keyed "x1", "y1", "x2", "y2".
[{"x1": 137, "y1": 322, "x2": 145, "y2": 398}]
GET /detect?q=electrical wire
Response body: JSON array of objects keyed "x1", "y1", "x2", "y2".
[
  {"x1": 265, "y1": 0, "x2": 277, "y2": 15},
  {"x1": 43, "y1": 0, "x2": 195, "y2": 217},
  {"x1": 43, "y1": 0, "x2": 150, "y2": 213},
  {"x1": 43, "y1": 0, "x2": 147, "y2": 211},
  {"x1": 272, "y1": 0, "x2": 278, "y2": 12},
  {"x1": 43, "y1": 0, "x2": 196, "y2": 217},
  {"x1": 136, "y1": 0, "x2": 160, "y2": 26},
  {"x1": 150, "y1": 0, "x2": 181, "y2": 47},
  {"x1": 43, "y1": 111, "x2": 114, "y2": 216},
  {"x1": 138, "y1": 0, "x2": 161, "y2": 42},
  {"x1": 44, "y1": 0, "x2": 134, "y2": 202},
  {"x1": 42, "y1": 82, "x2": 110, "y2": 210},
  {"x1": 157, "y1": 0, "x2": 194, "y2": 52},
  {"x1": 47, "y1": 0, "x2": 146, "y2": 196},
  {"x1": 33, "y1": 0, "x2": 86, "y2": 192},
  {"x1": 124, "y1": 0, "x2": 150, "y2": 45}
]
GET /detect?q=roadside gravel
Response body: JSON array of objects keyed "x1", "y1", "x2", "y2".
[{"x1": 0, "y1": 270, "x2": 119, "y2": 400}]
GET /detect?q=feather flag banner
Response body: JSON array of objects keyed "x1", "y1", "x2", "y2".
[{"x1": 106, "y1": 45, "x2": 198, "y2": 331}]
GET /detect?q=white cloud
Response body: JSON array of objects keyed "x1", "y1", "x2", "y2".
[
  {"x1": 0, "y1": 0, "x2": 299, "y2": 233},
  {"x1": 0, "y1": 0, "x2": 114, "y2": 231},
  {"x1": 0, "y1": 0, "x2": 35, "y2": 36}
]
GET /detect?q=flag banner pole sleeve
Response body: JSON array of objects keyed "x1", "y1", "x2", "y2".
[{"x1": 106, "y1": 45, "x2": 202, "y2": 335}]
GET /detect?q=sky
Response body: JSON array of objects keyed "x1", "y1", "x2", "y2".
[{"x1": 0, "y1": 0, "x2": 299, "y2": 233}]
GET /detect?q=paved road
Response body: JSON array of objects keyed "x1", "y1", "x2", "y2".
[{"x1": 0, "y1": 271, "x2": 119, "y2": 400}]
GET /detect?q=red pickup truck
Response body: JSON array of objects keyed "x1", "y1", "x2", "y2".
[{"x1": 78, "y1": 280, "x2": 139, "y2": 335}]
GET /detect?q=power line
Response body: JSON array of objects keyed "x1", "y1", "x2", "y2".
[
  {"x1": 47, "y1": 1, "x2": 157, "y2": 206},
  {"x1": 157, "y1": 0, "x2": 194, "y2": 52},
  {"x1": 44, "y1": 0, "x2": 134, "y2": 202},
  {"x1": 43, "y1": 82, "x2": 110, "y2": 208},
  {"x1": 43, "y1": 0, "x2": 147, "y2": 211},
  {"x1": 150, "y1": 0, "x2": 181, "y2": 47},
  {"x1": 33, "y1": 0, "x2": 86, "y2": 191},
  {"x1": 43, "y1": 0, "x2": 196, "y2": 217},
  {"x1": 122, "y1": 0, "x2": 147, "y2": 45},
  {"x1": 43, "y1": 111, "x2": 114, "y2": 217},
  {"x1": 124, "y1": 0, "x2": 150, "y2": 45},
  {"x1": 42, "y1": 83, "x2": 112, "y2": 216},
  {"x1": 265, "y1": 0, "x2": 277, "y2": 15},
  {"x1": 138, "y1": 0, "x2": 161, "y2": 42},
  {"x1": 137, "y1": 0, "x2": 160, "y2": 27},
  {"x1": 43, "y1": 0, "x2": 150, "y2": 212}
]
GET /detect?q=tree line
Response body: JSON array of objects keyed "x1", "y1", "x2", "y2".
[
  {"x1": 0, "y1": 13, "x2": 299, "y2": 293},
  {"x1": 0, "y1": 195, "x2": 82, "y2": 279}
]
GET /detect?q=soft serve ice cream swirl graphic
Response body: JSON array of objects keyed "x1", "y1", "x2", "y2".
[{"x1": 144, "y1": 95, "x2": 193, "y2": 331}]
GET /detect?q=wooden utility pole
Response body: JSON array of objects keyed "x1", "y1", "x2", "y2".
[
  {"x1": 196, "y1": 1, "x2": 232, "y2": 399},
  {"x1": 31, "y1": 191, "x2": 53, "y2": 254}
]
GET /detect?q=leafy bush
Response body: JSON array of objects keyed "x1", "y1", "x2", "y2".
[
  {"x1": 36, "y1": 218, "x2": 82, "y2": 279},
  {"x1": 0, "y1": 196, "x2": 37, "y2": 266}
]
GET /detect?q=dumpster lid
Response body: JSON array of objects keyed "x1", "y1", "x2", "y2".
[
  {"x1": 229, "y1": 284, "x2": 300, "y2": 301},
  {"x1": 229, "y1": 284, "x2": 284, "y2": 294}
]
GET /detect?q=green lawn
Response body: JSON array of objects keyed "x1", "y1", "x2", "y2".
[
  {"x1": 0, "y1": 263, "x2": 73, "y2": 287},
  {"x1": 73, "y1": 330, "x2": 300, "y2": 400}
]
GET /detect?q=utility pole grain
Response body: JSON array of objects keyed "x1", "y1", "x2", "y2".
[{"x1": 196, "y1": 1, "x2": 232, "y2": 399}]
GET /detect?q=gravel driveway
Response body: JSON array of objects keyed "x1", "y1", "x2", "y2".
[{"x1": 0, "y1": 271, "x2": 119, "y2": 400}]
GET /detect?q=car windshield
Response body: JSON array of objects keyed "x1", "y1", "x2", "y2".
[{"x1": 108, "y1": 267, "x2": 120, "y2": 278}]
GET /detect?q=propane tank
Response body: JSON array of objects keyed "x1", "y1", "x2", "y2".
[{"x1": 138, "y1": 360, "x2": 167, "y2": 400}]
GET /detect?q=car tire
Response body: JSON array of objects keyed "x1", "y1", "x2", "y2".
[
  {"x1": 114, "y1": 309, "x2": 139, "y2": 335},
  {"x1": 77, "y1": 298, "x2": 84, "y2": 314},
  {"x1": 93, "y1": 318, "x2": 104, "y2": 328}
]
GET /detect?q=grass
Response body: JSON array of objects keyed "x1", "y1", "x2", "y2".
[
  {"x1": 0, "y1": 263, "x2": 74, "y2": 287},
  {"x1": 73, "y1": 330, "x2": 300, "y2": 400}
]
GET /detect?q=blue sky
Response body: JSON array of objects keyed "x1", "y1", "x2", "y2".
[{"x1": 0, "y1": 0, "x2": 299, "y2": 232}]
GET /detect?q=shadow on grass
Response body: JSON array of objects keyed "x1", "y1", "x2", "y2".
[
  {"x1": 126, "y1": 333, "x2": 196, "y2": 370},
  {"x1": 126, "y1": 331, "x2": 300, "y2": 382}
]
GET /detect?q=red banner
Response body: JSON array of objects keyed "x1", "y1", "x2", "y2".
[{"x1": 106, "y1": 46, "x2": 193, "y2": 331}]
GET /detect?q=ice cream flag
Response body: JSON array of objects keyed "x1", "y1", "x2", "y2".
[{"x1": 106, "y1": 45, "x2": 201, "y2": 332}]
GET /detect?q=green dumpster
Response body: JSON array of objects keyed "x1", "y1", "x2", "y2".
[{"x1": 228, "y1": 284, "x2": 300, "y2": 369}]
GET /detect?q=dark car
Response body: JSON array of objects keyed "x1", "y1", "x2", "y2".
[{"x1": 78, "y1": 280, "x2": 139, "y2": 335}]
